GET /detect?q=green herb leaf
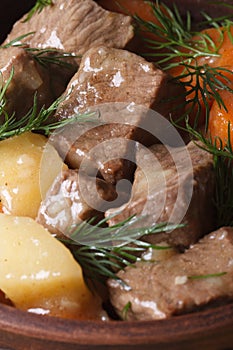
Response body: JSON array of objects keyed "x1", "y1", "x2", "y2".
[
  {"x1": 25, "y1": 48, "x2": 79, "y2": 69},
  {"x1": 121, "y1": 301, "x2": 132, "y2": 320},
  {"x1": 177, "y1": 63, "x2": 233, "y2": 129},
  {"x1": 0, "y1": 33, "x2": 35, "y2": 48},
  {"x1": 1, "y1": 34, "x2": 78, "y2": 70},
  {"x1": 134, "y1": 1, "x2": 233, "y2": 128},
  {"x1": 185, "y1": 121, "x2": 233, "y2": 227},
  {"x1": 0, "y1": 69, "x2": 99, "y2": 140},
  {"x1": 134, "y1": 0, "x2": 221, "y2": 66},
  {"x1": 63, "y1": 216, "x2": 182, "y2": 282},
  {"x1": 188, "y1": 272, "x2": 227, "y2": 280},
  {"x1": 23, "y1": 0, "x2": 54, "y2": 22}
]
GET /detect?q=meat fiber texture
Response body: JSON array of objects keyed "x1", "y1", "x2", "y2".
[
  {"x1": 108, "y1": 227, "x2": 233, "y2": 321},
  {"x1": 51, "y1": 46, "x2": 185, "y2": 185},
  {"x1": 106, "y1": 141, "x2": 216, "y2": 248},
  {"x1": 55, "y1": 45, "x2": 184, "y2": 118},
  {"x1": 36, "y1": 169, "x2": 120, "y2": 238},
  {"x1": 4, "y1": 0, "x2": 134, "y2": 63}
]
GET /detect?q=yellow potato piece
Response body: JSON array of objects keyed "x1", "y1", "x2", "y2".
[
  {"x1": 0, "y1": 214, "x2": 103, "y2": 319},
  {"x1": 0, "y1": 132, "x2": 66, "y2": 218}
]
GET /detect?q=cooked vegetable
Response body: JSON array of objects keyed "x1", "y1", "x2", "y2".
[
  {"x1": 0, "y1": 214, "x2": 104, "y2": 320},
  {"x1": 208, "y1": 88, "x2": 233, "y2": 146},
  {"x1": 133, "y1": 2, "x2": 233, "y2": 127},
  {"x1": 0, "y1": 132, "x2": 66, "y2": 218}
]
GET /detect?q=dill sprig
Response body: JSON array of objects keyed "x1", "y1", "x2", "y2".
[
  {"x1": 134, "y1": 1, "x2": 221, "y2": 68},
  {"x1": 188, "y1": 272, "x2": 227, "y2": 280},
  {"x1": 63, "y1": 216, "x2": 180, "y2": 282},
  {"x1": 1, "y1": 35, "x2": 77, "y2": 70},
  {"x1": 23, "y1": 0, "x2": 54, "y2": 22},
  {"x1": 134, "y1": 2, "x2": 233, "y2": 127},
  {"x1": 176, "y1": 63, "x2": 233, "y2": 129},
  {"x1": 121, "y1": 301, "x2": 132, "y2": 320},
  {"x1": 0, "y1": 69, "x2": 99, "y2": 139},
  {"x1": 200, "y1": 2, "x2": 233, "y2": 27},
  {"x1": 25, "y1": 48, "x2": 78, "y2": 69},
  {"x1": 186, "y1": 121, "x2": 233, "y2": 227},
  {"x1": 0, "y1": 69, "x2": 14, "y2": 116},
  {"x1": 0, "y1": 33, "x2": 35, "y2": 48},
  {"x1": 0, "y1": 96, "x2": 99, "y2": 140}
]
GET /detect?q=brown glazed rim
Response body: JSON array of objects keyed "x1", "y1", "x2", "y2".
[{"x1": 0, "y1": 302, "x2": 233, "y2": 347}]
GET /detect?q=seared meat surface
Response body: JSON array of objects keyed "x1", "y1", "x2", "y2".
[
  {"x1": 36, "y1": 169, "x2": 119, "y2": 237},
  {"x1": 4, "y1": 0, "x2": 134, "y2": 62},
  {"x1": 2, "y1": 0, "x2": 134, "y2": 113},
  {"x1": 108, "y1": 227, "x2": 233, "y2": 321},
  {"x1": 0, "y1": 46, "x2": 55, "y2": 119},
  {"x1": 51, "y1": 46, "x2": 185, "y2": 184},
  {"x1": 50, "y1": 109, "x2": 139, "y2": 185},
  {"x1": 106, "y1": 141, "x2": 216, "y2": 248},
  {"x1": 56, "y1": 45, "x2": 184, "y2": 118}
]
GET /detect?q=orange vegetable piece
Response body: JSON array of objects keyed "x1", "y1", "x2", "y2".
[
  {"x1": 98, "y1": 1, "x2": 233, "y2": 136},
  {"x1": 201, "y1": 27, "x2": 233, "y2": 146},
  {"x1": 97, "y1": 0, "x2": 169, "y2": 55},
  {"x1": 208, "y1": 88, "x2": 233, "y2": 147},
  {"x1": 168, "y1": 26, "x2": 233, "y2": 127},
  {"x1": 97, "y1": 0, "x2": 157, "y2": 20}
]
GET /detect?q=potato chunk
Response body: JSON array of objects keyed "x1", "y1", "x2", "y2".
[
  {"x1": 0, "y1": 214, "x2": 104, "y2": 320},
  {"x1": 0, "y1": 132, "x2": 66, "y2": 218}
]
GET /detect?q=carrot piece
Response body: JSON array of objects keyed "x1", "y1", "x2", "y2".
[
  {"x1": 98, "y1": 1, "x2": 233, "y2": 135},
  {"x1": 167, "y1": 26, "x2": 233, "y2": 127},
  {"x1": 97, "y1": 0, "x2": 159, "y2": 21},
  {"x1": 208, "y1": 88, "x2": 233, "y2": 147},
  {"x1": 201, "y1": 27, "x2": 233, "y2": 145},
  {"x1": 97, "y1": 0, "x2": 169, "y2": 55}
]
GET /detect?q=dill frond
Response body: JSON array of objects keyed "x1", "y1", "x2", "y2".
[
  {"x1": 26, "y1": 48, "x2": 78, "y2": 69},
  {"x1": 1, "y1": 35, "x2": 78, "y2": 69},
  {"x1": 177, "y1": 63, "x2": 233, "y2": 129},
  {"x1": 186, "y1": 121, "x2": 233, "y2": 227},
  {"x1": 23, "y1": 0, "x2": 54, "y2": 22},
  {"x1": 0, "y1": 33, "x2": 35, "y2": 48},
  {"x1": 62, "y1": 216, "x2": 180, "y2": 282},
  {"x1": 0, "y1": 68, "x2": 99, "y2": 139},
  {"x1": 134, "y1": 0, "x2": 221, "y2": 67}
]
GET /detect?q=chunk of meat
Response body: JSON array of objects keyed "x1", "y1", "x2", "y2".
[
  {"x1": 108, "y1": 227, "x2": 233, "y2": 321},
  {"x1": 56, "y1": 45, "x2": 184, "y2": 118},
  {"x1": 4, "y1": 0, "x2": 134, "y2": 63},
  {"x1": 106, "y1": 141, "x2": 216, "y2": 248},
  {"x1": 0, "y1": 46, "x2": 56, "y2": 120},
  {"x1": 50, "y1": 108, "x2": 139, "y2": 185},
  {"x1": 52, "y1": 46, "x2": 185, "y2": 184},
  {"x1": 36, "y1": 169, "x2": 121, "y2": 237}
]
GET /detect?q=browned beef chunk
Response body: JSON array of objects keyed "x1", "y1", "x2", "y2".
[
  {"x1": 108, "y1": 227, "x2": 233, "y2": 321},
  {"x1": 51, "y1": 46, "x2": 185, "y2": 184},
  {"x1": 4, "y1": 0, "x2": 134, "y2": 62},
  {"x1": 106, "y1": 141, "x2": 216, "y2": 249},
  {"x1": 36, "y1": 169, "x2": 122, "y2": 237},
  {"x1": 0, "y1": 46, "x2": 56, "y2": 120},
  {"x1": 50, "y1": 110, "x2": 138, "y2": 185},
  {"x1": 3, "y1": 1, "x2": 133, "y2": 115},
  {"x1": 55, "y1": 45, "x2": 184, "y2": 118}
]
